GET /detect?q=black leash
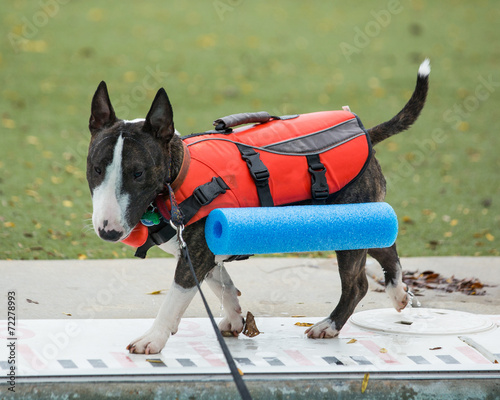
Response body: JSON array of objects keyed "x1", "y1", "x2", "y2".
[{"x1": 174, "y1": 224, "x2": 253, "y2": 400}]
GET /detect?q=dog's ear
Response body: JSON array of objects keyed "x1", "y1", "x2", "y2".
[
  {"x1": 143, "y1": 88, "x2": 175, "y2": 142},
  {"x1": 89, "y1": 81, "x2": 117, "y2": 134}
]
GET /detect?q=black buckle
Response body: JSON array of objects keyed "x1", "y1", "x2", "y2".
[
  {"x1": 150, "y1": 225, "x2": 177, "y2": 245},
  {"x1": 308, "y1": 165, "x2": 329, "y2": 200},
  {"x1": 308, "y1": 162, "x2": 325, "y2": 172},
  {"x1": 193, "y1": 187, "x2": 210, "y2": 206},
  {"x1": 241, "y1": 152, "x2": 270, "y2": 182},
  {"x1": 193, "y1": 177, "x2": 229, "y2": 206},
  {"x1": 312, "y1": 187, "x2": 329, "y2": 200}
]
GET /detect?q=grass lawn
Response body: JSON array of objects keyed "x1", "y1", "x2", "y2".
[{"x1": 0, "y1": 0, "x2": 499, "y2": 260}]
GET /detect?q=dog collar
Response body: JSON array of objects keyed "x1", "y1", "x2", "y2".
[
  {"x1": 170, "y1": 141, "x2": 191, "y2": 192},
  {"x1": 151, "y1": 140, "x2": 191, "y2": 228}
]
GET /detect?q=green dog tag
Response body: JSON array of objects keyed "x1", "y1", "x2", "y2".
[{"x1": 141, "y1": 210, "x2": 161, "y2": 226}]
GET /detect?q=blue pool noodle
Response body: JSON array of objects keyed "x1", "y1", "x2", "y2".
[{"x1": 205, "y1": 203, "x2": 398, "y2": 255}]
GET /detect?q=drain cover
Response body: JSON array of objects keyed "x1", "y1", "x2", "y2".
[{"x1": 349, "y1": 308, "x2": 495, "y2": 336}]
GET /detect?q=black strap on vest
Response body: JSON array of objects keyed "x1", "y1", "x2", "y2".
[
  {"x1": 134, "y1": 177, "x2": 229, "y2": 259},
  {"x1": 134, "y1": 223, "x2": 176, "y2": 259},
  {"x1": 237, "y1": 145, "x2": 274, "y2": 207},
  {"x1": 306, "y1": 154, "x2": 329, "y2": 204},
  {"x1": 180, "y1": 177, "x2": 229, "y2": 223}
]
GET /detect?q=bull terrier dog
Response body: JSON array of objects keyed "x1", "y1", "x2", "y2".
[{"x1": 86, "y1": 59, "x2": 430, "y2": 354}]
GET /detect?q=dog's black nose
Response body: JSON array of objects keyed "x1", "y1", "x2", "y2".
[{"x1": 98, "y1": 228, "x2": 123, "y2": 242}]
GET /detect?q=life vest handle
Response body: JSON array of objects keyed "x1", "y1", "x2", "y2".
[{"x1": 213, "y1": 111, "x2": 276, "y2": 131}]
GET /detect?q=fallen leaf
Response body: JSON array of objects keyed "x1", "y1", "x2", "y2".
[
  {"x1": 379, "y1": 270, "x2": 494, "y2": 296},
  {"x1": 361, "y1": 372, "x2": 370, "y2": 393},
  {"x1": 347, "y1": 338, "x2": 357, "y2": 344},
  {"x1": 485, "y1": 233, "x2": 494, "y2": 242},
  {"x1": 65, "y1": 165, "x2": 80, "y2": 175},
  {"x1": 196, "y1": 33, "x2": 217, "y2": 49},
  {"x1": 78, "y1": 254, "x2": 87, "y2": 260},
  {"x1": 26, "y1": 299, "x2": 39, "y2": 304},
  {"x1": 429, "y1": 347, "x2": 442, "y2": 350},
  {"x1": 242, "y1": 311, "x2": 260, "y2": 337},
  {"x1": 26, "y1": 136, "x2": 40, "y2": 145},
  {"x1": 25, "y1": 189, "x2": 41, "y2": 201},
  {"x1": 62, "y1": 312, "x2": 72, "y2": 316},
  {"x1": 88, "y1": 8, "x2": 104, "y2": 22},
  {"x1": 457, "y1": 121, "x2": 469, "y2": 131},
  {"x1": 291, "y1": 315, "x2": 306, "y2": 318},
  {"x1": 146, "y1": 359, "x2": 163, "y2": 363},
  {"x1": 21, "y1": 40, "x2": 48, "y2": 53},
  {"x1": 387, "y1": 142, "x2": 399, "y2": 151},
  {"x1": 4, "y1": 222, "x2": 15, "y2": 228},
  {"x1": 424, "y1": 273, "x2": 440, "y2": 281},
  {"x1": 123, "y1": 71, "x2": 137, "y2": 83},
  {"x1": 147, "y1": 290, "x2": 166, "y2": 295},
  {"x1": 379, "y1": 348, "x2": 388, "y2": 353},
  {"x1": 402, "y1": 215, "x2": 414, "y2": 224},
  {"x1": 294, "y1": 322, "x2": 314, "y2": 327},
  {"x1": 2, "y1": 118, "x2": 15, "y2": 129}
]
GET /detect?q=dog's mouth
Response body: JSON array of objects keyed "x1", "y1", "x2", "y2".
[
  {"x1": 92, "y1": 200, "x2": 156, "y2": 245},
  {"x1": 96, "y1": 225, "x2": 130, "y2": 242},
  {"x1": 92, "y1": 213, "x2": 133, "y2": 243}
]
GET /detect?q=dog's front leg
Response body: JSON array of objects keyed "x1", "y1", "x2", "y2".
[
  {"x1": 205, "y1": 261, "x2": 244, "y2": 336},
  {"x1": 127, "y1": 280, "x2": 197, "y2": 354},
  {"x1": 128, "y1": 220, "x2": 217, "y2": 354}
]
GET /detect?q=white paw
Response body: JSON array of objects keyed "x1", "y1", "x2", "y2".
[
  {"x1": 219, "y1": 314, "x2": 244, "y2": 337},
  {"x1": 305, "y1": 318, "x2": 339, "y2": 339},
  {"x1": 127, "y1": 328, "x2": 170, "y2": 354},
  {"x1": 386, "y1": 281, "x2": 409, "y2": 312}
]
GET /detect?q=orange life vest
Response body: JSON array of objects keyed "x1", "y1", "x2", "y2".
[{"x1": 128, "y1": 110, "x2": 373, "y2": 257}]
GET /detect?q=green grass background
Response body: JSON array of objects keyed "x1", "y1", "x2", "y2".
[{"x1": 0, "y1": 0, "x2": 498, "y2": 260}]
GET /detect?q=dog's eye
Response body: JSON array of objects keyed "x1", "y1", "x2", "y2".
[
  {"x1": 134, "y1": 171, "x2": 143, "y2": 179},
  {"x1": 94, "y1": 166, "x2": 102, "y2": 175}
]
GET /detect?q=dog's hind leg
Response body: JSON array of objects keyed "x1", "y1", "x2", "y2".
[
  {"x1": 305, "y1": 249, "x2": 368, "y2": 338},
  {"x1": 368, "y1": 244, "x2": 409, "y2": 312},
  {"x1": 205, "y1": 261, "x2": 244, "y2": 336}
]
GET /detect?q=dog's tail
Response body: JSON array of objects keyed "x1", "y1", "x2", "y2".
[{"x1": 368, "y1": 59, "x2": 430, "y2": 146}]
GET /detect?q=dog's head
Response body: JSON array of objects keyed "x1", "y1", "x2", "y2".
[{"x1": 86, "y1": 82, "x2": 175, "y2": 242}]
